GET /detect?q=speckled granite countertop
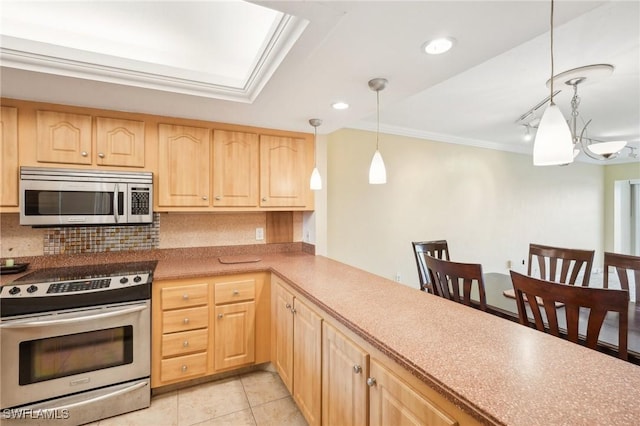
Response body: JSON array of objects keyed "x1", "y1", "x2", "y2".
[{"x1": 3, "y1": 247, "x2": 640, "y2": 425}]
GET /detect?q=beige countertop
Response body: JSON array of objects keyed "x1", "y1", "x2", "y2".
[{"x1": 4, "y1": 248, "x2": 640, "y2": 424}]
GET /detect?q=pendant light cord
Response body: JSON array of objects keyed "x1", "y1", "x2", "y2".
[
  {"x1": 549, "y1": 0, "x2": 555, "y2": 105},
  {"x1": 376, "y1": 89, "x2": 380, "y2": 150},
  {"x1": 313, "y1": 126, "x2": 318, "y2": 166}
]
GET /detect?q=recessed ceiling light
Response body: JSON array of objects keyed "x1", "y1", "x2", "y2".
[
  {"x1": 332, "y1": 102, "x2": 349, "y2": 110},
  {"x1": 422, "y1": 37, "x2": 455, "y2": 55}
]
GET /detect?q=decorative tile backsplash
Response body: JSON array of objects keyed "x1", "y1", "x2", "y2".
[{"x1": 42, "y1": 213, "x2": 160, "y2": 255}]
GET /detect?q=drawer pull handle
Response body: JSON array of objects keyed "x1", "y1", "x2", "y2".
[
  {"x1": 98, "y1": 152, "x2": 105, "y2": 158},
  {"x1": 353, "y1": 365, "x2": 362, "y2": 374},
  {"x1": 218, "y1": 313, "x2": 224, "y2": 319},
  {"x1": 202, "y1": 196, "x2": 208, "y2": 200},
  {"x1": 183, "y1": 318, "x2": 190, "y2": 324},
  {"x1": 233, "y1": 290, "x2": 239, "y2": 295},
  {"x1": 183, "y1": 341, "x2": 189, "y2": 347},
  {"x1": 182, "y1": 294, "x2": 189, "y2": 300},
  {"x1": 181, "y1": 365, "x2": 188, "y2": 373},
  {"x1": 81, "y1": 151, "x2": 88, "y2": 157},
  {"x1": 215, "y1": 196, "x2": 221, "y2": 200}
]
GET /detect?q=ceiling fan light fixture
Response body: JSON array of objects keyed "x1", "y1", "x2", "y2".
[
  {"x1": 587, "y1": 140, "x2": 628, "y2": 159},
  {"x1": 422, "y1": 37, "x2": 455, "y2": 55}
]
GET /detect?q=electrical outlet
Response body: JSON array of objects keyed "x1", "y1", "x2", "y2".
[
  {"x1": 506, "y1": 260, "x2": 512, "y2": 269},
  {"x1": 395, "y1": 272, "x2": 401, "y2": 282},
  {"x1": 255, "y1": 227, "x2": 264, "y2": 241}
]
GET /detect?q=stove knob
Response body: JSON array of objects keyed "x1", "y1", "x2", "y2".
[
  {"x1": 8, "y1": 286, "x2": 21, "y2": 295},
  {"x1": 133, "y1": 275, "x2": 142, "y2": 283},
  {"x1": 27, "y1": 285, "x2": 38, "y2": 293},
  {"x1": 120, "y1": 277, "x2": 129, "y2": 284}
]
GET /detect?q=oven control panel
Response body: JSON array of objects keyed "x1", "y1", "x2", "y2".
[{"x1": 0, "y1": 273, "x2": 151, "y2": 298}]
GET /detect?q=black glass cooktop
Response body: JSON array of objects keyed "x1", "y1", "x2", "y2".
[{"x1": 11, "y1": 260, "x2": 157, "y2": 286}]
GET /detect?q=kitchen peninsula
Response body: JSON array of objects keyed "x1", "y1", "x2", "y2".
[{"x1": 3, "y1": 246, "x2": 640, "y2": 425}]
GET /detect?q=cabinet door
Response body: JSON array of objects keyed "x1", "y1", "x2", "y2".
[
  {"x1": 36, "y1": 110, "x2": 92, "y2": 165},
  {"x1": 322, "y1": 323, "x2": 368, "y2": 426},
  {"x1": 293, "y1": 298, "x2": 323, "y2": 426},
  {"x1": 1, "y1": 106, "x2": 19, "y2": 207},
  {"x1": 273, "y1": 282, "x2": 294, "y2": 393},
  {"x1": 212, "y1": 130, "x2": 259, "y2": 207},
  {"x1": 214, "y1": 301, "x2": 256, "y2": 371},
  {"x1": 369, "y1": 360, "x2": 458, "y2": 426},
  {"x1": 95, "y1": 117, "x2": 145, "y2": 167},
  {"x1": 158, "y1": 124, "x2": 210, "y2": 206},
  {"x1": 259, "y1": 135, "x2": 310, "y2": 207}
]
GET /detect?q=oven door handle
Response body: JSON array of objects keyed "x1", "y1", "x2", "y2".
[
  {"x1": 0, "y1": 304, "x2": 147, "y2": 328},
  {"x1": 33, "y1": 380, "x2": 148, "y2": 413}
]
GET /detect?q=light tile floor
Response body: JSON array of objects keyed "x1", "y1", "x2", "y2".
[{"x1": 93, "y1": 370, "x2": 307, "y2": 426}]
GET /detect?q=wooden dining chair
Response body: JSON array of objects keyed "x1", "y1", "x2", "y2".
[
  {"x1": 510, "y1": 270, "x2": 629, "y2": 360},
  {"x1": 604, "y1": 252, "x2": 640, "y2": 303},
  {"x1": 528, "y1": 243, "x2": 595, "y2": 286},
  {"x1": 423, "y1": 255, "x2": 486, "y2": 311},
  {"x1": 411, "y1": 240, "x2": 450, "y2": 293}
]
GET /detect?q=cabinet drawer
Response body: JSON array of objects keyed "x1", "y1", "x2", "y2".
[
  {"x1": 162, "y1": 329, "x2": 209, "y2": 358},
  {"x1": 162, "y1": 283, "x2": 208, "y2": 310},
  {"x1": 162, "y1": 306, "x2": 208, "y2": 333},
  {"x1": 215, "y1": 279, "x2": 255, "y2": 304},
  {"x1": 160, "y1": 352, "x2": 207, "y2": 383}
]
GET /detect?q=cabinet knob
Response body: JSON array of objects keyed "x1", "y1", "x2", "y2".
[
  {"x1": 202, "y1": 196, "x2": 208, "y2": 200},
  {"x1": 218, "y1": 313, "x2": 224, "y2": 319},
  {"x1": 98, "y1": 152, "x2": 105, "y2": 158},
  {"x1": 81, "y1": 151, "x2": 88, "y2": 157},
  {"x1": 353, "y1": 365, "x2": 362, "y2": 374},
  {"x1": 366, "y1": 377, "x2": 377, "y2": 387},
  {"x1": 291, "y1": 307, "x2": 297, "y2": 314},
  {"x1": 262, "y1": 197, "x2": 267, "y2": 202},
  {"x1": 181, "y1": 365, "x2": 188, "y2": 372},
  {"x1": 183, "y1": 318, "x2": 190, "y2": 324},
  {"x1": 215, "y1": 196, "x2": 221, "y2": 200},
  {"x1": 285, "y1": 303, "x2": 291, "y2": 310},
  {"x1": 182, "y1": 294, "x2": 189, "y2": 300},
  {"x1": 233, "y1": 289, "x2": 239, "y2": 295},
  {"x1": 183, "y1": 340, "x2": 189, "y2": 347}
]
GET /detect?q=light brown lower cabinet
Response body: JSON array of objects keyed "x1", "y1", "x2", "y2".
[
  {"x1": 322, "y1": 322, "x2": 369, "y2": 426},
  {"x1": 151, "y1": 273, "x2": 269, "y2": 388},
  {"x1": 272, "y1": 276, "x2": 322, "y2": 426}
]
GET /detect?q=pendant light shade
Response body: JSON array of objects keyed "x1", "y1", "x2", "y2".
[
  {"x1": 308, "y1": 118, "x2": 322, "y2": 190},
  {"x1": 368, "y1": 78, "x2": 388, "y2": 184},
  {"x1": 533, "y1": 103, "x2": 574, "y2": 165},
  {"x1": 369, "y1": 150, "x2": 387, "y2": 184},
  {"x1": 533, "y1": 0, "x2": 575, "y2": 166}
]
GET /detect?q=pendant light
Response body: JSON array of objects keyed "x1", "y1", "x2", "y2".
[
  {"x1": 532, "y1": 0, "x2": 574, "y2": 166},
  {"x1": 309, "y1": 118, "x2": 322, "y2": 190},
  {"x1": 368, "y1": 78, "x2": 388, "y2": 184}
]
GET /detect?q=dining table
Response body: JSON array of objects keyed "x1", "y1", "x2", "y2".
[{"x1": 481, "y1": 272, "x2": 640, "y2": 364}]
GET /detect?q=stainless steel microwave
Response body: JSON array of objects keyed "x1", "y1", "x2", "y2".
[{"x1": 20, "y1": 167, "x2": 153, "y2": 226}]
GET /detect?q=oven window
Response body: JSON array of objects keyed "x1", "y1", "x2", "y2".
[
  {"x1": 24, "y1": 190, "x2": 124, "y2": 216},
  {"x1": 19, "y1": 326, "x2": 133, "y2": 385}
]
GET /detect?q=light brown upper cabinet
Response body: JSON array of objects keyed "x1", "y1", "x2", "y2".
[
  {"x1": 157, "y1": 124, "x2": 211, "y2": 207},
  {"x1": 37, "y1": 110, "x2": 92, "y2": 165},
  {"x1": 1, "y1": 106, "x2": 19, "y2": 207},
  {"x1": 260, "y1": 135, "x2": 313, "y2": 208},
  {"x1": 95, "y1": 117, "x2": 145, "y2": 167},
  {"x1": 212, "y1": 130, "x2": 259, "y2": 207},
  {"x1": 36, "y1": 111, "x2": 145, "y2": 168}
]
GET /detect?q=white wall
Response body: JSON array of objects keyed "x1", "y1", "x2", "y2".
[{"x1": 326, "y1": 128, "x2": 605, "y2": 289}]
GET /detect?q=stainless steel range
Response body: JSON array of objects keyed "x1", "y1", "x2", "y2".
[{"x1": 0, "y1": 261, "x2": 156, "y2": 425}]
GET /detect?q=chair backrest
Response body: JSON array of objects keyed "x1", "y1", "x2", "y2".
[
  {"x1": 509, "y1": 270, "x2": 629, "y2": 360},
  {"x1": 423, "y1": 255, "x2": 486, "y2": 310},
  {"x1": 527, "y1": 243, "x2": 594, "y2": 286},
  {"x1": 411, "y1": 240, "x2": 450, "y2": 293},
  {"x1": 604, "y1": 252, "x2": 640, "y2": 303}
]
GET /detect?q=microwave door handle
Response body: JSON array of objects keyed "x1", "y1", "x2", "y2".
[
  {"x1": 0, "y1": 304, "x2": 147, "y2": 328},
  {"x1": 113, "y1": 183, "x2": 119, "y2": 223}
]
